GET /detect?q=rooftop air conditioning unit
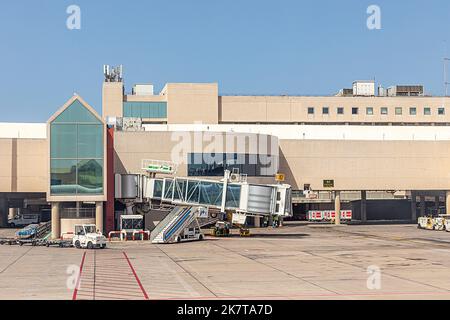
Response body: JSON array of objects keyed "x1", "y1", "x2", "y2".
[
  {"x1": 229, "y1": 168, "x2": 241, "y2": 183},
  {"x1": 230, "y1": 173, "x2": 240, "y2": 183}
]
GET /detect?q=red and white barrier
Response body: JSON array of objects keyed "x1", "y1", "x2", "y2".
[
  {"x1": 308, "y1": 211, "x2": 325, "y2": 221},
  {"x1": 132, "y1": 230, "x2": 150, "y2": 241},
  {"x1": 108, "y1": 230, "x2": 127, "y2": 242},
  {"x1": 308, "y1": 210, "x2": 352, "y2": 222}
]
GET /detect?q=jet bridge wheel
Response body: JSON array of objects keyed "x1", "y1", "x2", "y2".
[{"x1": 176, "y1": 236, "x2": 181, "y2": 243}]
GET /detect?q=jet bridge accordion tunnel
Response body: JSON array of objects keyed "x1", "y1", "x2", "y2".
[{"x1": 114, "y1": 174, "x2": 293, "y2": 219}]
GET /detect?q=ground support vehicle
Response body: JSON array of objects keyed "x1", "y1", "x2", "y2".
[
  {"x1": 211, "y1": 221, "x2": 231, "y2": 237},
  {"x1": 73, "y1": 224, "x2": 107, "y2": 249}
]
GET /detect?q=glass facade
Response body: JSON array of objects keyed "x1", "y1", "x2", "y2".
[
  {"x1": 123, "y1": 102, "x2": 167, "y2": 118},
  {"x1": 188, "y1": 153, "x2": 277, "y2": 177},
  {"x1": 50, "y1": 99, "x2": 104, "y2": 195},
  {"x1": 160, "y1": 178, "x2": 241, "y2": 210}
]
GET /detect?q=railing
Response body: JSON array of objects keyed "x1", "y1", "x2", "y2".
[
  {"x1": 60, "y1": 208, "x2": 96, "y2": 219},
  {"x1": 150, "y1": 206, "x2": 185, "y2": 242}
]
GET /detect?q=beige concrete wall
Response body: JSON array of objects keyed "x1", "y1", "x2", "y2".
[
  {"x1": 61, "y1": 218, "x2": 95, "y2": 236},
  {"x1": 102, "y1": 82, "x2": 124, "y2": 119},
  {"x1": 279, "y1": 139, "x2": 450, "y2": 191},
  {"x1": 105, "y1": 82, "x2": 450, "y2": 125},
  {"x1": 220, "y1": 96, "x2": 450, "y2": 124},
  {"x1": 163, "y1": 83, "x2": 219, "y2": 124},
  {"x1": 124, "y1": 95, "x2": 166, "y2": 103},
  {"x1": 115, "y1": 130, "x2": 450, "y2": 191},
  {"x1": 114, "y1": 130, "x2": 278, "y2": 185},
  {"x1": 0, "y1": 138, "x2": 47, "y2": 193}
]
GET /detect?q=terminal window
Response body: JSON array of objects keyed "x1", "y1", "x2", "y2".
[
  {"x1": 409, "y1": 107, "x2": 417, "y2": 115},
  {"x1": 381, "y1": 107, "x2": 388, "y2": 115},
  {"x1": 395, "y1": 107, "x2": 403, "y2": 115},
  {"x1": 366, "y1": 107, "x2": 373, "y2": 115},
  {"x1": 438, "y1": 107, "x2": 445, "y2": 115},
  {"x1": 424, "y1": 107, "x2": 431, "y2": 116},
  {"x1": 337, "y1": 107, "x2": 344, "y2": 115},
  {"x1": 188, "y1": 153, "x2": 277, "y2": 177},
  {"x1": 123, "y1": 102, "x2": 167, "y2": 118},
  {"x1": 352, "y1": 107, "x2": 359, "y2": 115},
  {"x1": 322, "y1": 107, "x2": 329, "y2": 115},
  {"x1": 308, "y1": 107, "x2": 314, "y2": 115},
  {"x1": 50, "y1": 99, "x2": 104, "y2": 195}
]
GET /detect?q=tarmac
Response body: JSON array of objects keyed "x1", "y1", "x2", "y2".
[{"x1": 1, "y1": 222, "x2": 450, "y2": 300}]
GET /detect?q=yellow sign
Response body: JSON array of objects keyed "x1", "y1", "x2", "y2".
[{"x1": 275, "y1": 173, "x2": 285, "y2": 182}]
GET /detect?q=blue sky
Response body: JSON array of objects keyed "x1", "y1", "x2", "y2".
[{"x1": 0, "y1": 0, "x2": 449, "y2": 122}]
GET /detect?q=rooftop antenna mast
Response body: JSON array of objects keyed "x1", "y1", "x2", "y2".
[{"x1": 103, "y1": 64, "x2": 123, "y2": 83}]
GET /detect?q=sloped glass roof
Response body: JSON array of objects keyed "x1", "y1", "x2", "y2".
[{"x1": 52, "y1": 99, "x2": 101, "y2": 124}]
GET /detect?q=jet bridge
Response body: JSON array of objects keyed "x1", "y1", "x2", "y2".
[
  {"x1": 114, "y1": 169, "x2": 293, "y2": 243},
  {"x1": 142, "y1": 171, "x2": 292, "y2": 218}
]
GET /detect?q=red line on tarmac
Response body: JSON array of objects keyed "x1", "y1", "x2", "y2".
[
  {"x1": 72, "y1": 251, "x2": 87, "y2": 300},
  {"x1": 122, "y1": 251, "x2": 149, "y2": 300}
]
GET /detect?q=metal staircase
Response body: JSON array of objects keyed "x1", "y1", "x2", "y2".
[{"x1": 150, "y1": 206, "x2": 200, "y2": 244}]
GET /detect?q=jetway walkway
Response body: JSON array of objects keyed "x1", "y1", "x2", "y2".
[{"x1": 142, "y1": 172, "x2": 292, "y2": 218}]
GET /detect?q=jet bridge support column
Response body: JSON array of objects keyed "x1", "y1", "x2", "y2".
[
  {"x1": 334, "y1": 191, "x2": 341, "y2": 225},
  {"x1": 0, "y1": 196, "x2": 8, "y2": 228},
  {"x1": 435, "y1": 196, "x2": 440, "y2": 214},
  {"x1": 410, "y1": 191, "x2": 417, "y2": 221},
  {"x1": 446, "y1": 191, "x2": 450, "y2": 215},
  {"x1": 361, "y1": 191, "x2": 367, "y2": 223},
  {"x1": 420, "y1": 196, "x2": 426, "y2": 217}
]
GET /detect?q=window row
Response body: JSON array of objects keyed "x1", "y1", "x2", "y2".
[
  {"x1": 123, "y1": 102, "x2": 167, "y2": 119},
  {"x1": 187, "y1": 153, "x2": 278, "y2": 177},
  {"x1": 307, "y1": 106, "x2": 446, "y2": 116}
]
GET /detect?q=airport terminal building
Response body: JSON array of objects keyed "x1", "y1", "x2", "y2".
[{"x1": 1, "y1": 71, "x2": 450, "y2": 237}]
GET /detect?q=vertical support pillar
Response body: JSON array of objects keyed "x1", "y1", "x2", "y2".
[
  {"x1": 334, "y1": 191, "x2": 341, "y2": 225},
  {"x1": 51, "y1": 202, "x2": 60, "y2": 239},
  {"x1": 435, "y1": 196, "x2": 440, "y2": 214},
  {"x1": 361, "y1": 191, "x2": 367, "y2": 223},
  {"x1": 410, "y1": 191, "x2": 417, "y2": 221},
  {"x1": 0, "y1": 196, "x2": 8, "y2": 228},
  {"x1": 420, "y1": 196, "x2": 426, "y2": 217},
  {"x1": 96, "y1": 202, "x2": 104, "y2": 234},
  {"x1": 254, "y1": 216, "x2": 261, "y2": 228},
  {"x1": 446, "y1": 191, "x2": 450, "y2": 215},
  {"x1": 106, "y1": 126, "x2": 115, "y2": 234},
  {"x1": 76, "y1": 202, "x2": 80, "y2": 218},
  {"x1": 8, "y1": 208, "x2": 16, "y2": 220}
]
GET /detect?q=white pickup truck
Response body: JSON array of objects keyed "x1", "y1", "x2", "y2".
[{"x1": 73, "y1": 224, "x2": 107, "y2": 249}]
